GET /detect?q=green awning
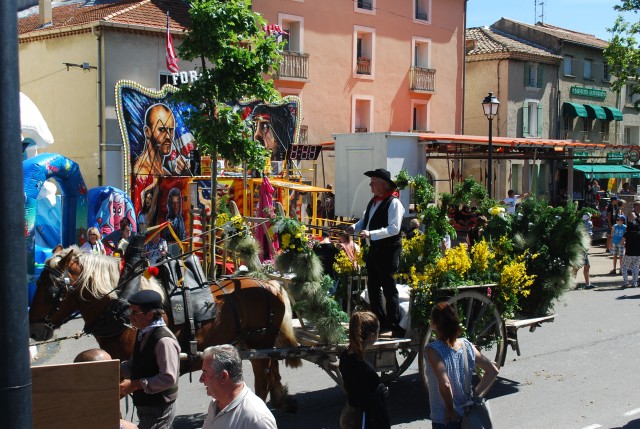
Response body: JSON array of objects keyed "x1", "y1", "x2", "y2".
[
  {"x1": 584, "y1": 104, "x2": 607, "y2": 120},
  {"x1": 573, "y1": 164, "x2": 640, "y2": 179},
  {"x1": 603, "y1": 106, "x2": 623, "y2": 121},
  {"x1": 563, "y1": 102, "x2": 588, "y2": 118}
]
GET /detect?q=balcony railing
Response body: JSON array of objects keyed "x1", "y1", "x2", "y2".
[
  {"x1": 564, "y1": 131, "x2": 610, "y2": 143},
  {"x1": 415, "y1": 10, "x2": 428, "y2": 20},
  {"x1": 274, "y1": 51, "x2": 309, "y2": 80},
  {"x1": 356, "y1": 57, "x2": 371, "y2": 75},
  {"x1": 410, "y1": 66, "x2": 436, "y2": 92}
]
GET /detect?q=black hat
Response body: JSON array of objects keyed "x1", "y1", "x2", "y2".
[
  {"x1": 364, "y1": 168, "x2": 397, "y2": 189},
  {"x1": 128, "y1": 290, "x2": 163, "y2": 309}
]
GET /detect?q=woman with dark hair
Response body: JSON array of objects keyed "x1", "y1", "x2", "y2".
[
  {"x1": 425, "y1": 302, "x2": 499, "y2": 429},
  {"x1": 339, "y1": 311, "x2": 390, "y2": 429}
]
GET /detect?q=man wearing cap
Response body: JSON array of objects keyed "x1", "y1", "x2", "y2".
[
  {"x1": 347, "y1": 168, "x2": 405, "y2": 336},
  {"x1": 120, "y1": 290, "x2": 180, "y2": 429}
]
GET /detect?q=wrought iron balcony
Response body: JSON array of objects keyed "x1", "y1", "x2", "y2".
[
  {"x1": 274, "y1": 51, "x2": 309, "y2": 80},
  {"x1": 410, "y1": 66, "x2": 435, "y2": 92},
  {"x1": 356, "y1": 57, "x2": 372, "y2": 75}
]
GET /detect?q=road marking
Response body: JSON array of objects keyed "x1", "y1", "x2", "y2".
[
  {"x1": 624, "y1": 408, "x2": 640, "y2": 416},
  {"x1": 581, "y1": 425, "x2": 602, "y2": 429}
]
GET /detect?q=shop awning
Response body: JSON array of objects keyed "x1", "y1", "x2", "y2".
[
  {"x1": 584, "y1": 104, "x2": 607, "y2": 120},
  {"x1": 603, "y1": 106, "x2": 623, "y2": 121},
  {"x1": 563, "y1": 102, "x2": 588, "y2": 118},
  {"x1": 573, "y1": 164, "x2": 640, "y2": 179}
]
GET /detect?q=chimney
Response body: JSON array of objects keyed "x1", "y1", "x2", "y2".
[{"x1": 39, "y1": 0, "x2": 52, "y2": 27}]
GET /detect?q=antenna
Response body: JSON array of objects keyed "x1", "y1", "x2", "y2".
[{"x1": 535, "y1": 0, "x2": 545, "y2": 24}]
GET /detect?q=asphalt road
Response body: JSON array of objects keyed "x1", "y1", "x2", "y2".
[{"x1": 31, "y1": 243, "x2": 640, "y2": 429}]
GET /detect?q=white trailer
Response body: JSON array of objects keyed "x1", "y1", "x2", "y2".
[{"x1": 333, "y1": 132, "x2": 426, "y2": 219}]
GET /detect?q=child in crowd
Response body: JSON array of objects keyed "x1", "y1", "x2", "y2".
[
  {"x1": 339, "y1": 311, "x2": 390, "y2": 429},
  {"x1": 611, "y1": 216, "x2": 627, "y2": 275}
]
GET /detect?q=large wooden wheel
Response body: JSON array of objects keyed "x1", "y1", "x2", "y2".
[
  {"x1": 418, "y1": 290, "x2": 507, "y2": 392},
  {"x1": 378, "y1": 340, "x2": 419, "y2": 383}
]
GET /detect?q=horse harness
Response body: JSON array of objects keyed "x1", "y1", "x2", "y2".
[
  {"x1": 40, "y1": 257, "x2": 78, "y2": 332},
  {"x1": 210, "y1": 277, "x2": 280, "y2": 346}
]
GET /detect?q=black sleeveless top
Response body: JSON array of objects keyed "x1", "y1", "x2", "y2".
[{"x1": 361, "y1": 196, "x2": 402, "y2": 249}]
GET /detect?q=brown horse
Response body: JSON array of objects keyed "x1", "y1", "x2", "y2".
[{"x1": 28, "y1": 245, "x2": 300, "y2": 412}]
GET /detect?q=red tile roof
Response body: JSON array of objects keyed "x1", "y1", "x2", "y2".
[
  {"x1": 19, "y1": 0, "x2": 190, "y2": 36},
  {"x1": 466, "y1": 27, "x2": 561, "y2": 63},
  {"x1": 495, "y1": 18, "x2": 609, "y2": 50}
]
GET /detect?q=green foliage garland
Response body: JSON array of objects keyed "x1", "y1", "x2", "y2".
[{"x1": 271, "y1": 215, "x2": 348, "y2": 343}]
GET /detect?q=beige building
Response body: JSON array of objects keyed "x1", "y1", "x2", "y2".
[
  {"x1": 463, "y1": 18, "x2": 638, "y2": 202},
  {"x1": 19, "y1": 0, "x2": 467, "y2": 192},
  {"x1": 464, "y1": 26, "x2": 561, "y2": 199}
]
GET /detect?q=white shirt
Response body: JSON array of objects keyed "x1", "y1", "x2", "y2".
[
  {"x1": 503, "y1": 196, "x2": 520, "y2": 214},
  {"x1": 202, "y1": 385, "x2": 277, "y2": 429},
  {"x1": 353, "y1": 197, "x2": 405, "y2": 245}
]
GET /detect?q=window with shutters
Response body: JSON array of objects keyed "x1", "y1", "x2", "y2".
[
  {"x1": 584, "y1": 58, "x2": 593, "y2": 80},
  {"x1": 563, "y1": 55, "x2": 574, "y2": 76},
  {"x1": 413, "y1": 0, "x2": 431, "y2": 23},
  {"x1": 524, "y1": 63, "x2": 543, "y2": 89},
  {"x1": 522, "y1": 100, "x2": 543, "y2": 138}
]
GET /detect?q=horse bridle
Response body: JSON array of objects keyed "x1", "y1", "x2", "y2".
[{"x1": 38, "y1": 256, "x2": 78, "y2": 331}]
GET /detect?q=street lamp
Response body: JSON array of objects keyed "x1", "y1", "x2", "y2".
[{"x1": 482, "y1": 92, "x2": 500, "y2": 199}]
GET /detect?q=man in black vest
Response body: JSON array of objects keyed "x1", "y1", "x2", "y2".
[
  {"x1": 120, "y1": 290, "x2": 180, "y2": 429},
  {"x1": 347, "y1": 169, "x2": 405, "y2": 336}
]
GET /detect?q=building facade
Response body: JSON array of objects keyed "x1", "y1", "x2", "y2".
[
  {"x1": 464, "y1": 26, "x2": 561, "y2": 198},
  {"x1": 18, "y1": 0, "x2": 467, "y2": 192}
]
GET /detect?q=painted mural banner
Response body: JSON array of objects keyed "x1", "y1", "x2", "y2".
[{"x1": 114, "y1": 80, "x2": 303, "y2": 243}]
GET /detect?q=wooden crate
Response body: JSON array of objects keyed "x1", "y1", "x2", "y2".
[{"x1": 32, "y1": 360, "x2": 120, "y2": 429}]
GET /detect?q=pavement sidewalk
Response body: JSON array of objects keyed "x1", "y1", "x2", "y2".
[{"x1": 581, "y1": 240, "x2": 631, "y2": 289}]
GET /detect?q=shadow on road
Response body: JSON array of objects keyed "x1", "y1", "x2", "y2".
[
  {"x1": 616, "y1": 292, "x2": 640, "y2": 300},
  {"x1": 482, "y1": 376, "x2": 521, "y2": 400}
]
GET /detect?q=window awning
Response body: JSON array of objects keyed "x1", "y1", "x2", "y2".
[
  {"x1": 573, "y1": 164, "x2": 640, "y2": 179},
  {"x1": 584, "y1": 104, "x2": 607, "y2": 120},
  {"x1": 603, "y1": 106, "x2": 623, "y2": 121},
  {"x1": 563, "y1": 102, "x2": 588, "y2": 118}
]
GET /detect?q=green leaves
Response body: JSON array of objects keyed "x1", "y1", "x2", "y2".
[
  {"x1": 176, "y1": 0, "x2": 282, "y2": 166},
  {"x1": 604, "y1": 2, "x2": 640, "y2": 99}
]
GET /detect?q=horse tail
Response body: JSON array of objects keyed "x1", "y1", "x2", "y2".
[{"x1": 276, "y1": 286, "x2": 302, "y2": 368}]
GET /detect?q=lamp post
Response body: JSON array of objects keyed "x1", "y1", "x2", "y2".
[{"x1": 482, "y1": 92, "x2": 500, "y2": 199}]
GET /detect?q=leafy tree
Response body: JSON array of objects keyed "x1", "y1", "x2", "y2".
[
  {"x1": 604, "y1": 1, "x2": 640, "y2": 102},
  {"x1": 176, "y1": 0, "x2": 283, "y2": 275}
]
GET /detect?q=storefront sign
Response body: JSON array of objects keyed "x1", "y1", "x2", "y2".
[
  {"x1": 606, "y1": 151, "x2": 625, "y2": 164},
  {"x1": 628, "y1": 150, "x2": 640, "y2": 163},
  {"x1": 570, "y1": 86, "x2": 606, "y2": 99},
  {"x1": 573, "y1": 150, "x2": 590, "y2": 165}
]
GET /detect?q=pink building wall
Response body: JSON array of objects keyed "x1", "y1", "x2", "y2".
[{"x1": 254, "y1": 0, "x2": 465, "y2": 172}]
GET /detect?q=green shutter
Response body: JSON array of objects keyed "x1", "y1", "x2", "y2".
[
  {"x1": 537, "y1": 103, "x2": 543, "y2": 137},
  {"x1": 524, "y1": 63, "x2": 530, "y2": 86},
  {"x1": 537, "y1": 65, "x2": 543, "y2": 88},
  {"x1": 523, "y1": 104, "x2": 529, "y2": 136}
]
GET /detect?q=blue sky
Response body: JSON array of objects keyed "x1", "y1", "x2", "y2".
[{"x1": 466, "y1": 0, "x2": 625, "y2": 41}]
